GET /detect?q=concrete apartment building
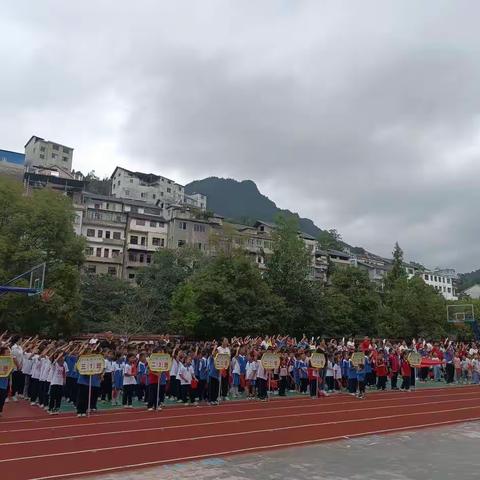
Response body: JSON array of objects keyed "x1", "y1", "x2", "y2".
[
  {"x1": 25, "y1": 136, "x2": 74, "y2": 171},
  {"x1": 421, "y1": 270, "x2": 458, "y2": 300},
  {"x1": 110, "y1": 167, "x2": 207, "y2": 210}
]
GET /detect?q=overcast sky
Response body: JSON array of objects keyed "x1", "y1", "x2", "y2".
[{"x1": 1, "y1": 1, "x2": 480, "y2": 272}]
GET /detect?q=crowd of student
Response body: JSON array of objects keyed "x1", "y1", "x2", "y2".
[{"x1": 1, "y1": 332, "x2": 480, "y2": 418}]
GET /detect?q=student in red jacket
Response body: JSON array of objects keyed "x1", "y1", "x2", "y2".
[
  {"x1": 389, "y1": 350, "x2": 400, "y2": 390},
  {"x1": 400, "y1": 353, "x2": 412, "y2": 391},
  {"x1": 375, "y1": 350, "x2": 388, "y2": 390}
]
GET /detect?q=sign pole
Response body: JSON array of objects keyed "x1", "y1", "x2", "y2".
[
  {"x1": 156, "y1": 378, "x2": 160, "y2": 412},
  {"x1": 317, "y1": 368, "x2": 320, "y2": 398},
  {"x1": 87, "y1": 375, "x2": 92, "y2": 417},
  {"x1": 267, "y1": 371, "x2": 271, "y2": 402},
  {"x1": 218, "y1": 371, "x2": 222, "y2": 404}
]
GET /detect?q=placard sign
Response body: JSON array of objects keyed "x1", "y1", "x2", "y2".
[
  {"x1": 407, "y1": 351, "x2": 422, "y2": 367},
  {"x1": 0, "y1": 356, "x2": 14, "y2": 378},
  {"x1": 261, "y1": 352, "x2": 280, "y2": 370},
  {"x1": 351, "y1": 352, "x2": 365, "y2": 367},
  {"x1": 148, "y1": 353, "x2": 172, "y2": 373},
  {"x1": 76, "y1": 354, "x2": 104, "y2": 376},
  {"x1": 214, "y1": 353, "x2": 231, "y2": 370},
  {"x1": 310, "y1": 352, "x2": 326, "y2": 369}
]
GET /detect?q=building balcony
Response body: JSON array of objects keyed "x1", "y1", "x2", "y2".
[{"x1": 86, "y1": 255, "x2": 123, "y2": 264}]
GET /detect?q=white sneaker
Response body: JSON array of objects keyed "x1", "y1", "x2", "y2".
[
  {"x1": 12, "y1": 395, "x2": 18, "y2": 402},
  {"x1": 148, "y1": 408, "x2": 153, "y2": 411}
]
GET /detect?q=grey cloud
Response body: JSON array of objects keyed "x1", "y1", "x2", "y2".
[{"x1": 1, "y1": 1, "x2": 480, "y2": 270}]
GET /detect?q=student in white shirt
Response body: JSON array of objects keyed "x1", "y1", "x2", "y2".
[
  {"x1": 101, "y1": 351, "x2": 115, "y2": 402},
  {"x1": 245, "y1": 355, "x2": 258, "y2": 399},
  {"x1": 178, "y1": 356, "x2": 197, "y2": 405},
  {"x1": 48, "y1": 354, "x2": 69, "y2": 414},
  {"x1": 22, "y1": 351, "x2": 34, "y2": 399},
  {"x1": 38, "y1": 356, "x2": 52, "y2": 410},
  {"x1": 122, "y1": 354, "x2": 137, "y2": 408},
  {"x1": 256, "y1": 358, "x2": 268, "y2": 401},
  {"x1": 10, "y1": 336, "x2": 24, "y2": 401}
]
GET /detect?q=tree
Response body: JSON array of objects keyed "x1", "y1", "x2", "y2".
[
  {"x1": 324, "y1": 267, "x2": 382, "y2": 336},
  {"x1": 0, "y1": 178, "x2": 85, "y2": 336},
  {"x1": 318, "y1": 229, "x2": 343, "y2": 251},
  {"x1": 171, "y1": 253, "x2": 287, "y2": 338},
  {"x1": 75, "y1": 274, "x2": 136, "y2": 333},
  {"x1": 134, "y1": 248, "x2": 206, "y2": 332},
  {"x1": 386, "y1": 242, "x2": 407, "y2": 287},
  {"x1": 265, "y1": 215, "x2": 323, "y2": 335}
]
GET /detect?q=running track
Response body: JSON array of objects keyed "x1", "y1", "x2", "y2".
[{"x1": 1, "y1": 386, "x2": 480, "y2": 480}]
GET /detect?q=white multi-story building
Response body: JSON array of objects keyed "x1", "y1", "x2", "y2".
[
  {"x1": 24, "y1": 136, "x2": 74, "y2": 171},
  {"x1": 421, "y1": 270, "x2": 458, "y2": 300},
  {"x1": 110, "y1": 167, "x2": 207, "y2": 210}
]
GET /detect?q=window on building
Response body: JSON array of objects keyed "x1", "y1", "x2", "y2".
[
  {"x1": 424, "y1": 274, "x2": 429, "y2": 280},
  {"x1": 130, "y1": 179, "x2": 133, "y2": 183},
  {"x1": 62, "y1": 147, "x2": 70, "y2": 154},
  {"x1": 129, "y1": 273, "x2": 136, "y2": 280},
  {"x1": 167, "y1": 188, "x2": 171, "y2": 193},
  {"x1": 86, "y1": 265, "x2": 96, "y2": 274},
  {"x1": 160, "y1": 192, "x2": 164, "y2": 197},
  {"x1": 178, "y1": 240, "x2": 186, "y2": 247},
  {"x1": 86, "y1": 229, "x2": 95, "y2": 237},
  {"x1": 94, "y1": 203, "x2": 101, "y2": 209},
  {"x1": 52, "y1": 144, "x2": 59, "y2": 151},
  {"x1": 141, "y1": 236, "x2": 146, "y2": 246},
  {"x1": 153, "y1": 194, "x2": 156, "y2": 199},
  {"x1": 150, "y1": 221, "x2": 156, "y2": 228},
  {"x1": 141, "y1": 193, "x2": 146, "y2": 198},
  {"x1": 62, "y1": 156, "x2": 68, "y2": 162},
  {"x1": 117, "y1": 181, "x2": 120, "y2": 186},
  {"x1": 39, "y1": 154, "x2": 45, "y2": 159},
  {"x1": 193, "y1": 224, "x2": 206, "y2": 232},
  {"x1": 136, "y1": 219, "x2": 145, "y2": 226},
  {"x1": 178, "y1": 221, "x2": 187, "y2": 230},
  {"x1": 51, "y1": 153, "x2": 57, "y2": 159},
  {"x1": 105, "y1": 231, "x2": 111, "y2": 239},
  {"x1": 256, "y1": 239, "x2": 263, "y2": 246},
  {"x1": 152, "y1": 237, "x2": 161, "y2": 246},
  {"x1": 85, "y1": 247, "x2": 93, "y2": 256},
  {"x1": 146, "y1": 254, "x2": 152, "y2": 264},
  {"x1": 130, "y1": 235, "x2": 138, "y2": 245},
  {"x1": 128, "y1": 253, "x2": 137, "y2": 262},
  {"x1": 103, "y1": 249, "x2": 109, "y2": 258},
  {"x1": 113, "y1": 232, "x2": 121, "y2": 240},
  {"x1": 96, "y1": 247, "x2": 102, "y2": 257},
  {"x1": 257, "y1": 256, "x2": 264, "y2": 264},
  {"x1": 112, "y1": 249, "x2": 120, "y2": 257},
  {"x1": 195, "y1": 242, "x2": 203, "y2": 250},
  {"x1": 448, "y1": 287, "x2": 451, "y2": 293},
  {"x1": 139, "y1": 253, "x2": 145, "y2": 263},
  {"x1": 108, "y1": 267, "x2": 116, "y2": 276},
  {"x1": 40, "y1": 146, "x2": 46, "y2": 152},
  {"x1": 125, "y1": 190, "x2": 130, "y2": 195},
  {"x1": 97, "y1": 230, "x2": 103, "y2": 238}
]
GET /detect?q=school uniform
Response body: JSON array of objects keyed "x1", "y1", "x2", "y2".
[
  {"x1": 256, "y1": 362, "x2": 268, "y2": 400},
  {"x1": 246, "y1": 360, "x2": 258, "y2": 397},
  {"x1": 101, "y1": 359, "x2": 115, "y2": 401},
  {"x1": 325, "y1": 360, "x2": 334, "y2": 391},
  {"x1": 178, "y1": 363, "x2": 195, "y2": 404},
  {"x1": 197, "y1": 356, "x2": 208, "y2": 402},
  {"x1": 64, "y1": 354, "x2": 78, "y2": 404},
  {"x1": 238, "y1": 355, "x2": 247, "y2": 393},
  {"x1": 389, "y1": 353, "x2": 400, "y2": 389},
  {"x1": 169, "y1": 358, "x2": 180, "y2": 399},
  {"x1": 11, "y1": 343, "x2": 24, "y2": 398},
  {"x1": 279, "y1": 364, "x2": 288, "y2": 396},
  {"x1": 207, "y1": 356, "x2": 220, "y2": 403},
  {"x1": 76, "y1": 374, "x2": 90, "y2": 414},
  {"x1": 333, "y1": 362, "x2": 342, "y2": 390},
  {"x1": 0, "y1": 377, "x2": 8, "y2": 414},
  {"x1": 136, "y1": 361, "x2": 147, "y2": 401},
  {"x1": 21, "y1": 352, "x2": 33, "y2": 399},
  {"x1": 147, "y1": 371, "x2": 167, "y2": 409},
  {"x1": 38, "y1": 358, "x2": 52, "y2": 408},
  {"x1": 356, "y1": 367, "x2": 366, "y2": 397},
  {"x1": 400, "y1": 359, "x2": 411, "y2": 390},
  {"x1": 48, "y1": 361, "x2": 68, "y2": 412},
  {"x1": 376, "y1": 357, "x2": 388, "y2": 391},
  {"x1": 347, "y1": 361, "x2": 358, "y2": 394},
  {"x1": 297, "y1": 359, "x2": 308, "y2": 393},
  {"x1": 29, "y1": 355, "x2": 41, "y2": 404},
  {"x1": 122, "y1": 364, "x2": 137, "y2": 406}
]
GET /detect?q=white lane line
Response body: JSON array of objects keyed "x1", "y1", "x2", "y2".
[
  {"x1": 3, "y1": 389, "x2": 479, "y2": 434},
  {"x1": 28, "y1": 414, "x2": 480, "y2": 480},
  {"x1": 4, "y1": 384, "x2": 477, "y2": 426},
  {"x1": 2, "y1": 404, "x2": 480, "y2": 464},
  {"x1": 1, "y1": 396, "x2": 477, "y2": 446}
]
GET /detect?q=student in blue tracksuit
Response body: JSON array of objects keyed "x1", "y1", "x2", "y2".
[
  {"x1": 347, "y1": 357, "x2": 358, "y2": 394},
  {"x1": 356, "y1": 363, "x2": 366, "y2": 399},
  {"x1": 64, "y1": 353, "x2": 78, "y2": 404},
  {"x1": 207, "y1": 353, "x2": 219, "y2": 405},
  {"x1": 364, "y1": 354, "x2": 374, "y2": 387},
  {"x1": 197, "y1": 350, "x2": 209, "y2": 402}
]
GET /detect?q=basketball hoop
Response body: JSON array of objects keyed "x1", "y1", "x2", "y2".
[{"x1": 41, "y1": 289, "x2": 55, "y2": 302}]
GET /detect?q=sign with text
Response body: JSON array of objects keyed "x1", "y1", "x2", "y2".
[
  {"x1": 261, "y1": 352, "x2": 280, "y2": 370},
  {"x1": 0, "y1": 356, "x2": 14, "y2": 378},
  {"x1": 148, "y1": 353, "x2": 172, "y2": 373},
  {"x1": 214, "y1": 353, "x2": 231, "y2": 370},
  {"x1": 407, "y1": 351, "x2": 422, "y2": 367},
  {"x1": 351, "y1": 352, "x2": 365, "y2": 367},
  {"x1": 76, "y1": 354, "x2": 104, "y2": 376},
  {"x1": 310, "y1": 352, "x2": 326, "y2": 369}
]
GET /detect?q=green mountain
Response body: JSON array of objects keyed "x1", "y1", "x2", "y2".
[{"x1": 185, "y1": 177, "x2": 325, "y2": 237}]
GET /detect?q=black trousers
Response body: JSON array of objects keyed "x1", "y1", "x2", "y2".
[
  {"x1": 300, "y1": 378, "x2": 308, "y2": 393},
  {"x1": 0, "y1": 388, "x2": 7, "y2": 413},
  {"x1": 326, "y1": 376, "x2": 334, "y2": 391},
  {"x1": 49, "y1": 385, "x2": 63, "y2": 411},
  {"x1": 101, "y1": 373, "x2": 113, "y2": 401},
  {"x1": 309, "y1": 378, "x2": 317, "y2": 397},
  {"x1": 197, "y1": 379, "x2": 207, "y2": 401},
  {"x1": 38, "y1": 381, "x2": 50, "y2": 407},
  {"x1": 66, "y1": 377, "x2": 77, "y2": 404},
  {"x1": 12, "y1": 370, "x2": 25, "y2": 396},
  {"x1": 257, "y1": 378, "x2": 267, "y2": 399},
  {"x1": 147, "y1": 383, "x2": 165, "y2": 409},
  {"x1": 401, "y1": 375, "x2": 411, "y2": 390},
  {"x1": 29, "y1": 378, "x2": 39, "y2": 402},
  {"x1": 221, "y1": 373, "x2": 229, "y2": 397},
  {"x1": 377, "y1": 376, "x2": 387, "y2": 390},
  {"x1": 180, "y1": 384, "x2": 195, "y2": 403},
  {"x1": 91, "y1": 386, "x2": 100, "y2": 409},
  {"x1": 123, "y1": 384, "x2": 135, "y2": 406},
  {"x1": 446, "y1": 363, "x2": 455, "y2": 383},
  {"x1": 279, "y1": 376, "x2": 287, "y2": 396},
  {"x1": 348, "y1": 378, "x2": 358, "y2": 393},
  {"x1": 169, "y1": 375, "x2": 178, "y2": 398},
  {"x1": 358, "y1": 380, "x2": 366, "y2": 395},
  {"x1": 208, "y1": 377, "x2": 219, "y2": 402},
  {"x1": 391, "y1": 372, "x2": 398, "y2": 389},
  {"x1": 76, "y1": 383, "x2": 89, "y2": 414}
]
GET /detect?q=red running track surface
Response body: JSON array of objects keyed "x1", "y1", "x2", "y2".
[{"x1": 1, "y1": 386, "x2": 480, "y2": 480}]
